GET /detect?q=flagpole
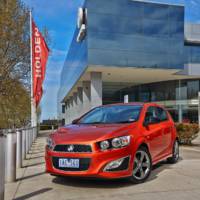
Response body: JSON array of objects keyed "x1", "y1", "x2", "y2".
[{"x1": 30, "y1": 10, "x2": 37, "y2": 127}]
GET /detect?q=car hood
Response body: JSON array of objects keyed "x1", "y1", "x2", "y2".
[{"x1": 51, "y1": 123, "x2": 137, "y2": 144}]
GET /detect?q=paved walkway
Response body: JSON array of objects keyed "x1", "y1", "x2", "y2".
[
  {"x1": 192, "y1": 132, "x2": 200, "y2": 146},
  {"x1": 5, "y1": 132, "x2": 200, "y2": 200}
]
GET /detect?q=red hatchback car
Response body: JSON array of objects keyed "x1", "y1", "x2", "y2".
[{"x1": 45, "y1": 103, "x2": 179, "y2": 183}]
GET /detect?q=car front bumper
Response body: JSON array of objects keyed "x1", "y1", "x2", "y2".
[{"x1": 45, "y1": 146, "x2": 134, "y2": 179}]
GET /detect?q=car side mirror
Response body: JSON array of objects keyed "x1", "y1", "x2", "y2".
[{"x1": 72, "y1": 118, "x2": 79, "y2": 124}]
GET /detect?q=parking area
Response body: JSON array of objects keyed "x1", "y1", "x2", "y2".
[{"x1": 5, "y1": 132, "x2": 200, "y2": 200}]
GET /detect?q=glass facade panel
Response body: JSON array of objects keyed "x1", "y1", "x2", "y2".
[
  {"x1": 120, "y1": 79, "x2": 200, "y2": 102},
  {"x1": 58, "y1": 28, "x2": 88, "y2": 104},
  {"x1": 184, "y1": 46, "x2": 200, "y2": 63},
  {"x1": 143, "y1": 19, "x2": 169, "y2": 37},
  {"x1": 143, "y1": 3, "x2": 169, "y2": 20},
  {"x1": 89, "y1": 13, "x2": 142, "y2": 35},
  {"x1": 187, "y1": 80, "x2": 199, "y2": 99},
  {"x1": 87, "y1": 0, "x2": 143, "y2": 18},
  {"x1": 169, "y1": 21, "x2": 184, "y2": 38},
  {"x1": 168, "y1": 6, "x2": 184, "y2": 21},
  {"x1": 87, "y1": 0, "x2": 185, "y2": 69}
]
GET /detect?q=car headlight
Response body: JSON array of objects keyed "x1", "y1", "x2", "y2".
[
  {"x1": 100, "y1": 140, "x2": 110, "y2": 150},
  {"x1": 99, "y1": 136, "x2": 131, "y2": 151},
  {"x1": 46, "y1": 137, "x2": 54, "y2": 150}
]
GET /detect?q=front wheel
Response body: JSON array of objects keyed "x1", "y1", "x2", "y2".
[
  {"x1": 167, "y1": 140, "x2": 179, "y2": 164},
  {"x1": 129, "y1": 146, "x2": 152, "y2": 184}
]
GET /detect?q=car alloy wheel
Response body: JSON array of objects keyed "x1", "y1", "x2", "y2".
[
  {"x1": 174, "y1": 140, "x2": 179, "y2": 160},
  {"x1": 129, "y1": 146, "x2": 152, "y2": 184},
  {"x1": 167, "y1": 140, "x2": 179, "y2": 164}
]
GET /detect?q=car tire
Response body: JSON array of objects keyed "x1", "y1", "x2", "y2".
[
  {"x1": 167, "y1": 140, "x2": 179, "y2": 164},
  {"x1": 129, "y1": 146, "x2": 152, "y2": 184}
]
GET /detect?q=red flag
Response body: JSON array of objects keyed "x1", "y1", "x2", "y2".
[{"x1": 32, "y1": 20, "x2": 49, "y2": 107}]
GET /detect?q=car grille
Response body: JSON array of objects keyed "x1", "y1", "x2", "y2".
[
  {"x1": 53, "y1": 144, "x2": 92, "y2": 153},
  {"x1": 52, "y1": 157, "x2": 91, "y2": 171}
]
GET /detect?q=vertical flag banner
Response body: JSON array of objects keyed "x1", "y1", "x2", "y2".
[{"x1": 32, "y1": 20, "x2": 49, "y2": 107}]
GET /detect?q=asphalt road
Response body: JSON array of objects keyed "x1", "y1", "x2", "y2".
[{"x1": 5, "y1": 132, "x2": 200, "y2": 200}]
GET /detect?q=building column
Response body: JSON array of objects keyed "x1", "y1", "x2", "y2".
[
  {"x1": 124, "y1": 95, "x2": 129, "y2": 103},
  {"x1": 73, "y1": 92, "x2": 78, "y2": 120},
  {"x1": 198, "y1": 92, "x2": 200, "y2": 126},
  {"x1": 82, "y1": 81, "x2": 91, "y2": 114},
  {"x1": 65, "y1": 100, "x2": 70, "y2": 124},
  {"x1": 178, "y1": 105, "x2": 183, "y2": 123},
  {"x1": 90, "y1": 72, "x2": 102, "y2": 109},
  {"x1": 69, "y1": 96, "x2": 74, "y2": 123},
  {"x1": 77, "y1": 87, "x2": 83, "y2": 117}
]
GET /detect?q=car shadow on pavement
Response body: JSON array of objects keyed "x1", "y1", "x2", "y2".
[
  {"x1": 52, "y1": 157, "x2": 183, "y2": 188},
  {"x1": 148, "y1": 156, "x2": 183, "y2": 182}
]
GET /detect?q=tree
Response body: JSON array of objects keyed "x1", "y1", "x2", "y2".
[
  {"x1": 0, "y1": 0, "x2": 30, "y2": 92},
  {"x1": 0, "y1": 79, "x2": 30, "y2": 129},
  {"x1": 0, "y1": 0, "x2": 31, "y2": 128}
]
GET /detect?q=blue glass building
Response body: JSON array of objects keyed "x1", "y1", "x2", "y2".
[{"x1": 58, "y1": 0, "x2": 200, "y2": 124}]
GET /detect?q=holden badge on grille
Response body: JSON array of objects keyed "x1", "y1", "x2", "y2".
[{"x1": 67, "y1": 145, "x2": 74, "y2": 152}]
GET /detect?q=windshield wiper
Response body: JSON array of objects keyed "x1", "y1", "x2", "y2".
[{"x1": 82, "y1": 122, "x2": 103, "y2": 124}]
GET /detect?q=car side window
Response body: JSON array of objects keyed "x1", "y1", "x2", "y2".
[
  {"x1": 156, "y1": 107, "x2": 168, "y2": 122},
  {"x1": 144, "y1": 106, "x2": 158, "y2": 124}
]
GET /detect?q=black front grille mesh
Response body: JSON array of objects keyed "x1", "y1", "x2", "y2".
[{"x1": 53, "y1": 144, "x2": 92, "y2": 153}]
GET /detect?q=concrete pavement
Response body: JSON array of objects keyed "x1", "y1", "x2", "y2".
[
  {"x1": 192, "y1": 132, "x2": 200, "y2": 146},
  {"x1": 5, "y1": 131, "x2": 200, "y2": 200}
]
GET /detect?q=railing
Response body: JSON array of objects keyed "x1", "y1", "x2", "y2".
[{"x1": 0, "y1": 127, "x2": 38, "y2": 200}]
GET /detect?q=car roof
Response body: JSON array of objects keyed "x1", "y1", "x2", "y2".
[{"x1": 100, "y1": 102, "x2": 163, "y2": 108}]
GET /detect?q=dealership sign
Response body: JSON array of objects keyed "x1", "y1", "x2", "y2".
[
  {"x1": 32, "y1": 21, "x2": 49, "y2": 107},
  {"x1": 77, "y1": 7, "x2": 87, "y2": 42}
]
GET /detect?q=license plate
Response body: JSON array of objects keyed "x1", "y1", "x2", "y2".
[{"x1": 58, "y1": 158, "x2": 79, "y2": 168}]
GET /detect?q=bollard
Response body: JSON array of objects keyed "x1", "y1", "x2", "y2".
[
  {"x1": 22, "y1": 129, "x2": 26, "y2": 160},
  {"x1": 33, "y1": 127, "x2": 36, "y2": 141},
  {"x1": 32, "y1": 128, "x2": 34, "y2": 143},
  {"x1": 16, "y1": 129, "x2": 22, "y2": 168},
  {"x1": 5, "y1": 130, "x2": 17, "y2": 183},
  {"x1": 25, "y1": 129, "x2": 29, "y2": 158},
  {"x1": 28, "y1": 129, "x2": 30, "y2": 151},
  {"x1": 35, "y1": 127, "x2": 37, "y2": 139},
  {"x1": 29, "y1": 129, "x2": 32, "y2": 150},
  {"x1": 0, "y1": 131, "x2": 5, "y2": 200},
  {"x1": 31, "y1": 128, "x2": 34, "y2": 144}
]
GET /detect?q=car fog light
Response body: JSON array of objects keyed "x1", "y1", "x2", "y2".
[
  {"x1": 100, "y1": 140, "x2": 110, "y2": 150},
  {"x1": 104, "y1": 157, "x2": 125, "y2": 171}
]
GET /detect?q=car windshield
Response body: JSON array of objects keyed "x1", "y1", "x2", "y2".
[{"x1": 78, "y1": 105, "x2": 142, "y2": 124}]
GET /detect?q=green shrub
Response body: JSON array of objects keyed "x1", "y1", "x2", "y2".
[{"x1": 176, "y1": 123, "x2": 199, "y2": 145}]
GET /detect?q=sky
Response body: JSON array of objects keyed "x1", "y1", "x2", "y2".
[{"x1": 23, "y1": 0, "x2": 200, "y2": 120}]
